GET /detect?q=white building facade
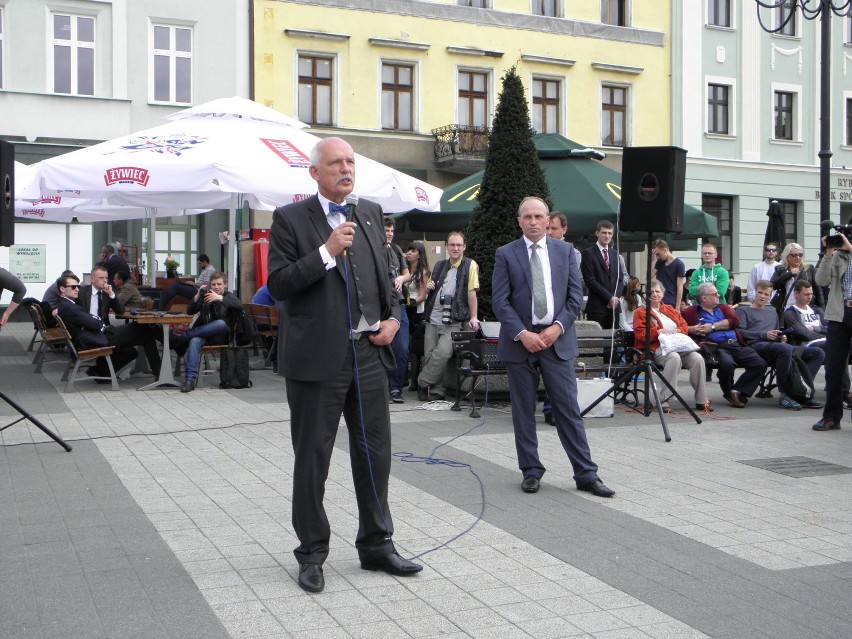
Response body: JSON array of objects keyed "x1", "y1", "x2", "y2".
[
  {"x1": 0, "y1": 0, "x2": 249, "y2": 299},
  {"x1": 673, "y1": 0, "x2": 852, "y2": 280}
]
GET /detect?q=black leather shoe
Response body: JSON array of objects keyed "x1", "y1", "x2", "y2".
[
  {"x1": 360, "y1": 552, "x2": 423, "y2": 576},
  {"x1": 521, "y1": 476, "x2": 540, "y2": 493},
  {"x1": 543, "y1": 412, "x2": 554, "y2": 425},
  {"x1": 389, "y1": 390, "x2": 405, "y2": 403},
  {"x1": 813, "y1": 418, "x2": 840, "y2": 431},
  {"x1": 297, "y1": 563, "x2": 324, "y2": 593},
  {"x1": 726, "y1": 390, "x2": 746, "y2": 408},
  {"x1": 577, "y1": 479, "x2": 615, "y2": 498},
  {"x1": 803, "y1": 399, "x2": 823, "y2": 409},
  {"x1": 180, "y1": 379, "x2": 196, "y2": 393}
]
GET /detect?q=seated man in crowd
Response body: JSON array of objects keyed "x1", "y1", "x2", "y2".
[
  {"x1": 56, "y1": 272, "x2": 160, "y2": 378},
  {"x1": 173, "y1": 272, "x2": 243, "y2": 393},
  {"x1": 683, "y1": 282, "x2": 767, "y2": 408},
  {"x1": 158, "y1": 254, "x2": 217, "y2": 310},
  {"x1": 784, "y1": 280, "x2": 851, "y2": 408},
  {"x1": 736, "y1": 280, "x2": 823, "y2": 410},
  {"x1": 114, "y1": 269, "x2": 145, "y2": 309},
  {"x1": 42, "y1": 269, "x2": 75, "y2": 309}
]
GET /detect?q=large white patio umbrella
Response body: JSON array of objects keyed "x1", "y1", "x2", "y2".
[{"x1": 32, "y1": 97, "x2": 442, "y2": 283}]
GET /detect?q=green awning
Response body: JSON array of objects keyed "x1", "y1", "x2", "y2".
[{"x1": 395, "y1": 133, "x2": 717, "y2": 246}]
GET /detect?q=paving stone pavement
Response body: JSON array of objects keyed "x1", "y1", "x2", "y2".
[{"x1": 1, "y1": 323, "x2": 851, "y2": 638}]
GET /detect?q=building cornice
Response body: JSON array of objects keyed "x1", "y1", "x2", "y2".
[
  {"x1": 368, "y1": 37, "x2": 431, "y2": 50},
  {"x1": 284, "y1": 28, "x2": 351, "y2": 41},
  {"x1": 590, "y1": 62, "x2": 644, "y2": 74},
  {"x1": 271, "y1": 0, "x2": 666, "y2": 46},
  {"x1": 520, "y1": 54, "x2": 576, "y2": 67}
]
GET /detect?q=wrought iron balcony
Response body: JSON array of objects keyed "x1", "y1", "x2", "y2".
[{"x1": 431, "y1": 124, "x2": 490, "y2": 173}]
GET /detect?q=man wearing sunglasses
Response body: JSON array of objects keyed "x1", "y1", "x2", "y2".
[
  {"x1": 57, "y1": 272, "x2": 160, "y2": 378},
  {"x1": 746, "y1": 243, "x2": 779, "y2": 303}
]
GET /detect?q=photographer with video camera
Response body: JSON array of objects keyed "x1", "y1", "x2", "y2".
[
  {"x1": 172, "y1": 272, "x2": 243, "y2": 393},
  {"x1": 812, "y1": 227, "x2": 852, "y2": 430}
]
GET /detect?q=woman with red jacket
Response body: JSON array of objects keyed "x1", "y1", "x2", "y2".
[{"x1": 634, "y1": 279, "x2": 710, "y2": 412}]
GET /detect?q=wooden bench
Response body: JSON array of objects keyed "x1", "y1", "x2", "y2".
[
  {"x1": 54, "y1": 316, "x2": 119, "y2": 392},
  {"x1": 28, "y1": 304, "x2": 68, "y2": 373},
  {"x1": 450, "y1": 325, "x2": 640, "y2": 417},
  {"x1": 244, "y1": 303, "x2": 278, "y2": 369}
]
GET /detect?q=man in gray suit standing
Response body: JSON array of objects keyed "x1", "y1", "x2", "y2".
[
  {"x1": 267, "y1": 137, "x2": 422, "y2": 594},
  {"x1": 492, "y1": 197, "x2": 615, "y2": 498}
]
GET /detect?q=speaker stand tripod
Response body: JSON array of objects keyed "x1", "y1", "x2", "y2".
[
  {"x1": 0, "y1": 391, "x2": 72, "y2": 452},
  {"x1": 580, "y1": 231, "x2": 702, "y2": 442}
]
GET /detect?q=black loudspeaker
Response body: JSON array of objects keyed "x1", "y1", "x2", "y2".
[
  {"x1": 619, "y1": 146, "x2": 686, "y2": 233},
  {"x1": 0, "y1": 140, "x2": 14, "y2": 247}
]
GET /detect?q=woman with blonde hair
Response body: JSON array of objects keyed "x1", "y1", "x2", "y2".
[{"x1": 771, "y1": 242, "x2": 823, "y2": 310}]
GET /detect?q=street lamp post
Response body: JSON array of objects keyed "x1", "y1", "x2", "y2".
[{"x1": 754, "y1": 1, "x2": 851, "y2": 224}]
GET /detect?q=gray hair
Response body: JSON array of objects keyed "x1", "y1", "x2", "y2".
[
  {"x1": 649, "y1": 278, "x2": 665, "y2": 294},
  {"x1": 696, "y1": 282, "x2": 718, "y2": 299}
]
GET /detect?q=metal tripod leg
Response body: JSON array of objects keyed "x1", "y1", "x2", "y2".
[{"x1": 0, "y1": 391, "x2": 72, "y2": 452}]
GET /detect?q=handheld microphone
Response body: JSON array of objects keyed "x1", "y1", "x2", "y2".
[
  {"x1": 342, "y1": 194, "x2": 359, "y2": 259},
  {"x1": 820, "y1": 219, "x2": 836, "y2": 233},
  {"x1": 345, "y1": 194, "x2": 359, "y2": 222}
]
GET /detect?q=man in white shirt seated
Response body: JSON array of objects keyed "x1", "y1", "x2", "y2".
[{"x1": 158, "y1": 254, "x2": 217, "y2": 310}]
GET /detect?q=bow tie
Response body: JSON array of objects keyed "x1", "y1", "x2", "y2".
[{"x1": 328, "y1": 202, "x2": 348, "y2": 218}]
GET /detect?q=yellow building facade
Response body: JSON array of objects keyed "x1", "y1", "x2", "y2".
[{"x1": 253, "y1": 0, "x2": 672, "y2": 184}]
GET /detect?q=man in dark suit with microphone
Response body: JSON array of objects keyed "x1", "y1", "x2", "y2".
[
  {"x1": 267, "y1": 137, "x2": 422, "y2": 594},
  {"x1": 492, "y1": 197, "x2": 615, "y2": 498}
]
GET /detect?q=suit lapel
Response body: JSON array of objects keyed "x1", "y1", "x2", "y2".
[{"x1": 512, "y1": 239, "x2": 532, "y2": 292}]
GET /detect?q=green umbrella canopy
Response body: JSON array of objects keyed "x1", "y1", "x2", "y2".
[{"x1": 396, "y1": 134, "x2": 717, "y2": 244}]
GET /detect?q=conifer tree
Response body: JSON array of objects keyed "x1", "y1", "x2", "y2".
[{"x1": 466, "y1": 66, "x2": 551, "y2": 320}]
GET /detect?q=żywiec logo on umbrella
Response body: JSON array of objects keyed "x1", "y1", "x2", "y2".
[
  {"x1": 104, "y1": 167, "x2": 151, "y2": 187},
  {"x1": 21, "y1": 208, "x2": 46, "y2": 218},
  {"x1": 34, "y1": 196, "x2": 62, "y2": 205},
  {"x1": 261, "y1": 139, "x2": 311, "y2": 168}
]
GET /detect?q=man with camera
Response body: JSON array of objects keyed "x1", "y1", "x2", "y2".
[
  {"x1": 812, "y1": 231, "x2": 852, "y2": 430},
  {"x1": 384, "y1": 218, "x2": 411, "y2": 403},
  {"x1": 418, "y1": 232, "x2": 480, "y2": 401},
  {"x1": 735, "y1": 280, "x2": 824, "y2": 410},
  {"x1": 173, "y1": 273, "x2": 242, "y2": 393}
]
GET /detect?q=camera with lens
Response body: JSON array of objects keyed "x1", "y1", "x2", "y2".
[
  {"x1": 198, "y1": 286, "x2": 210, "y2": 298},
  {"x1": 440, "y1": 294, "x2": 453, "y2": 325},
  {"x1": 825, "y1": 224, "x2": 852, "y2": 249}
]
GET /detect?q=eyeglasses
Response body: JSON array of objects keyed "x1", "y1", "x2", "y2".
[
  {"x1": 65, "y1": 284, "x2": 80, "y2": 290},
  {"x1": 789, "y1": 253, "x2": 804, "y2": 258},
  {"x1": 765, "y1": 248, "x2": 778, "y2": 252},
  {"x1": 704, "y1": 292, "x2": 720, "y2": 297}
]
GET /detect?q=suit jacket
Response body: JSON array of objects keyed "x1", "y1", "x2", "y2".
[
  {"x1": 77, "y1": 284, "x2": 124, "y2": 323},
  {"x1": 492, "y1": 237, "x2": 583, "y2": 364},
  {"x1": 581, "y1": 244, "x2": 623, "y2": 316},
  {"x1": 56, "y1": 297, "x2": 108, "y2": 349},
  {"x1": 266, "y1": 195, "x2": 400, "y2": 381}
]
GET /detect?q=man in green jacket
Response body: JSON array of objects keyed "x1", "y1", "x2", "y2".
[{"x1": 689, "y1": 243, "x2": 729, "y2": 299}]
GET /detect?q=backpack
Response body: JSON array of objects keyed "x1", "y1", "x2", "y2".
[
  {"x1": 230, "y1": 309, "x2": 257, "y2": 347},
  {"x1": 219, "y1": 346, "x2": 252, "y2": 389},
  {"x1": 786, "y1": 352, "x2": 815, "y2": 404}
]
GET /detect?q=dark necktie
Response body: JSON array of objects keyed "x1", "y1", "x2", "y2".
[
  {"x1": 530, "y1": 244, "x2": 547, "y2": 320},
  {"x1": 603, "y1": 248, "x2": 610, "y2": 271}
]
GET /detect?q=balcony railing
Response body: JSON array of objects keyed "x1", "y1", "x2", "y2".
[{"x1": 431, "y1": 124, "x2": 490, "y2": 168}]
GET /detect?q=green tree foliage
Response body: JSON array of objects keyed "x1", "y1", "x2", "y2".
[{"x1": 466, "y1": 66, "x2": 551, "y2": 320}]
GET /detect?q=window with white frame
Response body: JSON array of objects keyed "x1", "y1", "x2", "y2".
[
  {"x1": 152, "y1": 24, "x2": 193, "y2": 104},
  {"x1": 846, "y1": 97, "x2": 852, "y2": 146},
  {"x1": 532, "y1": 0, "x2": 560, "y2": 17},
  {"x1": 708, "y1": 83, "x2": 730, "y2": 134},
  {"x1": 458, "y1": 69, "x2": 488, "y2": 128},
  {"x1": 776, "y1": 0, "x2": 796, "y2": 36},
  {"x1": 774, "y1": 199, "x2": 798, "y2": 243},
  {"x1": 708, "y1": 0, "x2": 731, "y2": 28},
  {"x1": 0, "y1": 7, "x2": 4, "y2": 89},
  {"x1": 601, "y1": 0, "x2": 627, "y2": 26},
  {"x1": 298, "y1": 54, "x2": 334, "y2": 125},
  {"x1": 381, "y1": 62, "x2": 414, "y2": 131},
  {"x1": 774, "y1": 90, "x2": 795, "y2": 140},
  {"x1": 601, "y1": 84, "x2": 627, "y2": 146},
  {"x1": 701, "y1": 194, "x2": 733, "y2": 268},
  {"x1": 52, "y1": 13, "x2": 95, "y2": 95},
  {"x1": 532, "y1": 77, "x2": 560, "y2": 133}
]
